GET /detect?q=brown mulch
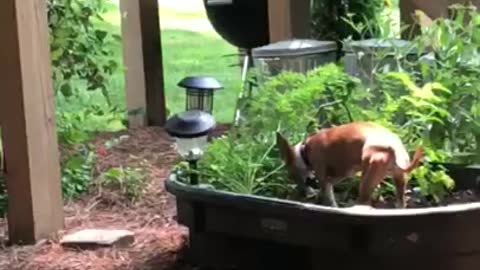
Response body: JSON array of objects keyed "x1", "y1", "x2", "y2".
[{"x1": 0, "y1": 124, "x2": 231, "y2": 270}]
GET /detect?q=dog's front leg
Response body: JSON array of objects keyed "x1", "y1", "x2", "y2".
[
  {"x1": 320, "y1": 181, "x2": 338, "y2": 207},
  {"x1": 313, "y1": 166, "x2": 338, "y2": 207},
  {"x1": 294, "y1": 178, "x2": 308, "y2": 199}
]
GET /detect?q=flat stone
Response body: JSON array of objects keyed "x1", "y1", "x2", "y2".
[{"x1": 60, "y1": 229, "x2": 135, "y2": 249}]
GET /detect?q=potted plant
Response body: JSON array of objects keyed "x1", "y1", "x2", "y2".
[
  {"x1": 395, "y1": 5, "x2": 480, "y2": 186},
  {"x1": 342, "y1": 4, "x2": 480, "y2": 188},
  {"x1": 165, "y1": 6, "x2": 480, "y2": 269},
  {"x1": 166, "y1": 62, "x2": 480, "y2": 269}
]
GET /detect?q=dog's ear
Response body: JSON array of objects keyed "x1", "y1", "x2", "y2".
[{"x1": 276, "y1": 132, "x2": 294, "y2": 163}]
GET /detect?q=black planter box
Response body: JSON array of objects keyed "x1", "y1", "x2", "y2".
[
  {"x1": 432, "y1": 162, "x2": 480, "y2": 191},
  {"x1": 166, "y1": 164, "x2": 480, "y2": 270}
]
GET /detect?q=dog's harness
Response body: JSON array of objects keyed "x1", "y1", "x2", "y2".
[
  {"x1": 299, "y1": 142, "x2": 311, "y2": 169},
  {"x1": 299, "y1": 142, "x2": 318, "y2": 188}
]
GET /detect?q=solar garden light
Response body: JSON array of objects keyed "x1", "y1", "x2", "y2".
[
  {"x1": 177, "y1": 76, "x2": 223, "y2": 114},
  {"x1": 165, "y1": 110, "x2": 216, "y2": 185}
]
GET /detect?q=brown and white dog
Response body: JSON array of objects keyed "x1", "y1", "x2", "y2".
[{"x1": 276, "y1": 121, "x2": 423, "y2": 208}]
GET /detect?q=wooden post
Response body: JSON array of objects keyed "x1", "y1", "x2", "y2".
[
  {"x1": 268, "y1": 0, "x2": 311, "y2": 43},
  {"x1": 0, "y1": 0, "x2": 63, "y2": 244},
  {"x1": 120, "y1": 0, "x2": 167, "y2": 127}
]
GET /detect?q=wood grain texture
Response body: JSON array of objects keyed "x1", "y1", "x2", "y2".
[
  {"x1": 267, "y1": 0, "x2": 310, "y2": 43},
  {"x1": 120, "y1": 0, "x2": 167, "y2": 127},
  {"x1": 0, "y1": 0, "x2": 63, "y2": 244}
]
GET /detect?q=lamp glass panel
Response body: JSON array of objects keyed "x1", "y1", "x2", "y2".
[
  {"x1": 186, "y1": 88, "x2": 214, "y2": 113},
  {"x1": 175, "y1": 135, "x2": 209, "y2": 160}
]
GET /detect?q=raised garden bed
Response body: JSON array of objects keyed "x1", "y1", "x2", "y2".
[
  {"x1": 166, "y1": 167, "x2": 480, "y2": 270},
  {"x1": 165, "y1": 6, "x2": 480, "y2": 269}
]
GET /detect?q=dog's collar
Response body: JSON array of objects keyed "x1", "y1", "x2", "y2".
[{"x1": 299, "y1": 142, "x2": 311, "y2": 168}]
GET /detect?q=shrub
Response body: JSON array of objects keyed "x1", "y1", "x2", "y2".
[
  {"x1": 310, "y1": 0, "x2": 385, "y2": 41},
  {"x1": 409, "y1": 5, "x2": 480, "y2": 165},
  {"x1": 175, "y1": 60, "x2": 457, "y2": 204},
  {"x1": 178, "y1": 64, "x2": 364, "y2": 198},
  {"x1": 176, "y1": 4, "x2": 479, "y2": 207},
  {"x1": 352, "y1": 4, "x2": 480, "y2": 164},
  {"x1": 48, "y1": 0, "x2": 120, "y2": 104},
  {"x1": 48, "y1": 0, "x2": 125, "y2": 201},
  {"x1": 61, "y1": 144, "x2": 97, "y2": 198},
  {"x1": 97, "y1": 165, "x2": 148, "y2": 202}
]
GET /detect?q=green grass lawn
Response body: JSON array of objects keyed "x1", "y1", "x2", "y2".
[
  {"x1": 61, "y1": 2, "x2": 242, "y2": 125},
  {"x1": 160, "y1": 29, "x2": 242, "y2": 121},
  {"x1": 57, "y1": 0, "x2": 399, "y2": 126},
  {"x1": 104, "y1": 27, "x2": 243, "y2": 124}
]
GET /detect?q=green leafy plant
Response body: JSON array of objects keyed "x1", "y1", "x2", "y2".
[
  {"x1": 310, "y1": 0, "x2": 385, "y2": 41},
  {"x1": 183, "y1": 60, "x2": 460, "y2": 205},
  {"x1": 193, "y1": 130, "x2": 290, "y2": 197},
  {"x1": 48, "y1": 0, "x2": 126, "y2": 201},
  {"x1": 342, "y1": 3, "x2": 480, "y2": 164},
  {"x1": 48, "y1": 0, "x2": 121, "y2": 104},
  {"x1": 338, "y1": 71, "x2": 456, "y2": 202},
  {"x1": 410, "y1": 163, "x2": 455, "y2": 203},
  {"x1": 61, "y1": 144, "x2": 97, "y2": 198},
  {"x1": 56, "y1": 104, "x2": 126, "y2": 145},
  {"x1": 98, "y1": 165, "x2": 148, "y2": 201},
  {"x1": 174, "y1": 65, "x2": 363, "y2": 198},
  {"x1": 374, "y1": 4, "x2": 480, "y2": 165},
  {"x1": 409, "y1": 4, "x2": 480, "y2": 164},
  {"x1": 172, "y1": 4, "x2": 480, "y2": 207},
  {"x1": 244, "y1": 64, "x2": 364, "y2": 136}
]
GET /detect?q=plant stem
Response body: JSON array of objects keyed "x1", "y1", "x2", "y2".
[{"x1": 189, "y1": 160, "x2": 199, "y2": 185}]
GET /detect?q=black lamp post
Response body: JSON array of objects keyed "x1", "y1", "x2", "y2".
[
  {"x1": 178, "y1": 76, "x2": 223, "y2": 114},
  {"x1": 165, "y1": 110, "x2": 216, "y2": 185}
]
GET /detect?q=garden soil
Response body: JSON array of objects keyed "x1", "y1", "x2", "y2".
[{"x1": 0, "y1": 124, "x2": 230, "y2": 270}]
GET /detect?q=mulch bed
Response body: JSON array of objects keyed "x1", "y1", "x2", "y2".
[{"x1": 0, "y1": 123, "x2": 231, "y2": 270}]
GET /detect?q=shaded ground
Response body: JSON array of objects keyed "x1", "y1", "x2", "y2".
[{"x1": 0, "y1": 124, "x2": 230, "y2": 270}]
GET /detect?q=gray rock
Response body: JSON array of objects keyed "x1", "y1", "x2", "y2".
[{"x1": 60, "y1": 229, "x2": 135, "y2": 249}]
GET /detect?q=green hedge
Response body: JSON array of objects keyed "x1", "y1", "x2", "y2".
[{"x1": 310, "y1": 0, "x2": 385, "y2": 41}]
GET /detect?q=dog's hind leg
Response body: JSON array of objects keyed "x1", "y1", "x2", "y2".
[
  {"x1": 393, "y1": 170, "x2": 407, "y2": 208},
  {"x1": 358, "y1": 152, "x2": 390, "y2": 206}
]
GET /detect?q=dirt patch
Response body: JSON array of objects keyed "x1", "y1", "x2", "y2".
[
  {"x1": 373, "y1": 188, "x2": 480, "y2": 209},
  {"x1": 0, "y1": 124, "x2": 230, "y2": 270}
]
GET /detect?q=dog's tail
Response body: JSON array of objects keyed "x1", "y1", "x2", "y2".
[
  {"x1": 404, "y1": 146, "x2": 423, "y2": 172},
  {"x1": 392, "y1": 144, "x2": 423, "y2": 173}
]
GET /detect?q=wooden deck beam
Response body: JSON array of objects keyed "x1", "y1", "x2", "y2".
[
  {"x1": 120, "y1": 0, "x2": 167, "y2": 127},
  {"x1": 267, "y1": 0, "x2": 311, "y2": 43},
  {"x1": 0, "y1": 0, "x2": 63, "y2": 244}
]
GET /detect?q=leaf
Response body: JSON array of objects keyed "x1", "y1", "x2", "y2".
[
  {"x1": 106, "y1": 168, "x2": 122, "y2": 180},
  {"x1": 385, "y1": 72, "x2": 418, "y2": 92},
  {"x1": 94, "y1": 30, "x2": 108, "y2": 41}
]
